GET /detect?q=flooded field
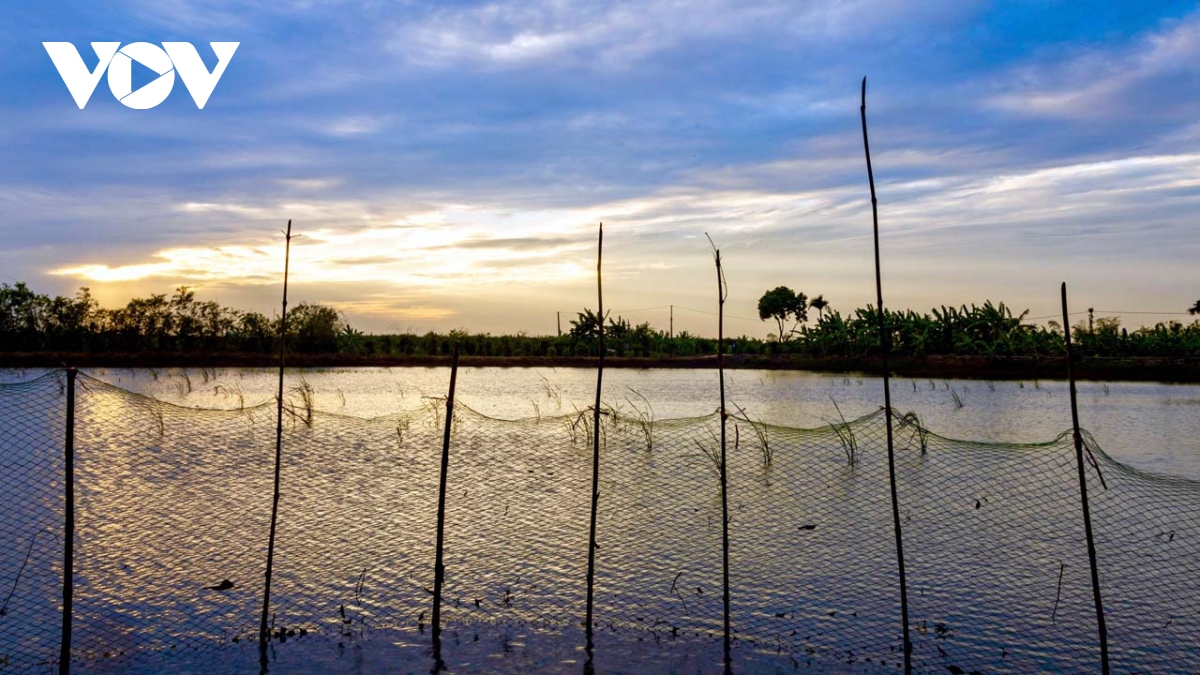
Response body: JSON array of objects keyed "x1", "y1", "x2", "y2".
[
  {"x1": 31, "y1": 366, "x2": 1200, "y2": 478},
  {"x1": 1, "y1": 367, "x2": 1198, "y2": 674}
]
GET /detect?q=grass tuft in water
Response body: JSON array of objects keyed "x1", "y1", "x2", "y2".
[
  {"x1": 826, "y1": 396, "x2": 857, "y2": 466},
  {"x1": 624, "y1": 388, "x2": 655, "y2": 451}
]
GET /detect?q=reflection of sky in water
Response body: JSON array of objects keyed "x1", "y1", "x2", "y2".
[
  {"x1": 4, "y1": 367, "x2": 1191, "y2": 479},
  {"x1": 2, "y1": 369, "x2": 1197, "y2": 674}
]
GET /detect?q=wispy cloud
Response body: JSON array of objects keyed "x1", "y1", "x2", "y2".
[
  {"x1": 4, "y1": 0, "x2": 1199, "y2": 334},
  {"x1": 987, "y1": 12, "x2": 1200, "y2": 121}
]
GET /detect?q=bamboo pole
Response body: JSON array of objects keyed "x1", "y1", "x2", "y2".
[
  {"x1": 431, "y1": 342, "x2": 461, "y2": 668},
  {"x1": 59, "y1": 367, "x2": 76, "y2": 675},
  {"x1": 1061, "y1": 282, "x2": 1110, "y2": 675},
  {"x1": 584, "y1": 222, "x2": 605, "y2": 657},
  {"x1": 259, "y1": 220, "x2": 293, "y2": 667},
  {"x1": 860, "y1": 78, "x2": 911, "y2": 674},
  {"x1": 707, "y1": 236, "x2": 732, "y2": 674}
]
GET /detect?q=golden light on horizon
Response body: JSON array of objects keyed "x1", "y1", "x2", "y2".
[{"x1": 49, "y1": 213, "x2": 596, "y2": 290}]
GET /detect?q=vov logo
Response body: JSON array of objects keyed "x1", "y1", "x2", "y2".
[{"x1": 43, "y1": 42, "x2": 239, "y2": 109}]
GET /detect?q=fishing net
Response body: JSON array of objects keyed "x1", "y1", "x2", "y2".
[
  {"x1": 0, "y1": 370, "x2": 1197, "y2": 674},
  {"x1": 0, "y1": 372, "x2": 66, "y2": 670}
]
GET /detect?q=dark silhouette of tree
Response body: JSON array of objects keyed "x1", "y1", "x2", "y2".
[
  {"x1": 757, "y1": 286, "x2": 808, "y2": 341},
  {"x1": 809, "y1": 295, "x2": 829, "y2": 322},
  {"x1": 2, "y1": 280, "x2": 1199, "y2": 360},
  {"x1": 286, "y1": 303, "x2": 345, "y2": 353},
  {"x1": 1190, "y1": 300, "x2": 1200, "y2": 315},
  {"x1": 569, "y1": 309, "x2": 602, "y2": 341},
  {"x1": 569, "y1": 308, "x2": 603, "y2": 355}
]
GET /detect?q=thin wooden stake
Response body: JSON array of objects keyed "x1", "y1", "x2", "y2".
[
  {"x1": 1062, "y1": 282, "x2": 1110, "y2": 675},
  {"x1": 584, "y1": 222, "x2": 605, "y2": 658},
  {"x1": 59, "y1": 367, "x2": 76, "y2": 675},
  {"x1": 431, "y1": 342, "x2": 461, "y2": 669},
  {"x1": 260, "y1": 220, "x2": 293, "y2": 668},
  {"x1": 706, "y1": 234, "x2": 733, "y2": 674},
  {"x1": 861, "y1": 77, "x2": 912, "y2": 674}
]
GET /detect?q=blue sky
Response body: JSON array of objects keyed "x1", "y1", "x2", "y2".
[{"x1": 2, "y1": 1, "x2": 1198, "y2": 336}]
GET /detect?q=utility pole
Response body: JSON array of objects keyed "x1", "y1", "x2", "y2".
[
  {"x1": 557, "y1": 311, "x2": 561, "y2": 337},
  {"x1": 669, "y1": 305, "x2": 673, "y2": 339},
  {"x1": 1088, "y1": 308, "x2": 1094, "y2": 333}
]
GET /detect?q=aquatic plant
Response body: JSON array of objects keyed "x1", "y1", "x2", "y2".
[
  {"x1": 624, "y1": 387, "x2": 655, "y2": 452},
  {"x1": 898, "y1": 411, "x2": 928, "y2": 454},
  {"x1": 732, "y1": 402, "x2": 771, "y2": 468},
  {"x1": 283, "y1": 378, "x2": 316, "y2": 427},
  {"x1": 826, "y1": 396, "x2": 857, "y2": 466}
]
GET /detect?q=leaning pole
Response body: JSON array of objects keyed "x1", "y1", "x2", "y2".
[{"x1": 860, "y1": 77, "x2": 912, "y2": 674}]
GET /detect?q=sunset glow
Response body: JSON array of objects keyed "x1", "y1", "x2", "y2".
[{"x1": 5, "y1": 1, "x2": 1199, "y2": 335}]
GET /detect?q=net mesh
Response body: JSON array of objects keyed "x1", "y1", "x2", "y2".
[
  {"x1": 0, "y1": 372, "x2": 65, "y2": 670},
  {"x1": 1, "y1": 370, "x2": 1198, "y2": 674}
]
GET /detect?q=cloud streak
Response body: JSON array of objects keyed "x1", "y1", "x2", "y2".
[{"x1": 2, "y1": 0, "x2": 1198, "y2": 334}]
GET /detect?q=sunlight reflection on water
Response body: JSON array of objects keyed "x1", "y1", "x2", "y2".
[{"x1": 21, "y1": 366, "x2": 1197, "y2": 479}]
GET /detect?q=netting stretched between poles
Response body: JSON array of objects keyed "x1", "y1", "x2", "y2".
[
  {"x1": 1, "y1": 370, "x2": 1198, "y2": 673},
  {"x1": 0, "y1": 372, "x2": 66, "y2": 670},
  {"x1": 69, "y1": 375, "x2": 274, "y2": 660}
]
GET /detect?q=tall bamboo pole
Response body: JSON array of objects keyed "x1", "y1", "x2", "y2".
[
  {"x1": 584, "y1": 223, "x2": 605, "y2": 657},
  {"x1": 1061, "y1": 282, "x2": 1110, "y2": 675},
  {"x1": 59, "y1": 367, "x2": 76, "y2": 675},
  {"x1": 431, "y1": 343, "x2": 461, "y2": 669},
  {"x1": 860, "y1": 78, "x2": 911, "y2": 674},
  {"x1": 259, "y1": 220, "x2": 293, "y2": 668},
  {"x1": 711, "y1": 240, "x2": 732, "y2": 674}
]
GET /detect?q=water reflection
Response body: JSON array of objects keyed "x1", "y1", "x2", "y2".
[
  {"x1": 16, "y1": 366, "x2": 1194, "y2": 479},
  {"x1": 1, "y1": 369, "x2": 1198, "y2": 674}
]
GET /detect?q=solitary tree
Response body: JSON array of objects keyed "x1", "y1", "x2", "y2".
[
  {"x1": 809, "y1": 295, "x2": 829, "y2": 321},
  {"x1": 286, "y1": 303, "x2": 345, "y2": 353},
  {"x1": 757, "y1": 286, "x2": 808, "y2": 341},
  {"x1": 1190, "y1": 299, "x2": 1200, "y2": 315}
]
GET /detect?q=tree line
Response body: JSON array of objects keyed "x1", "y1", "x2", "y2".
[
  {"x1": 1, "y1": 282, "x2": 1198, "y2": 359},
  {"x1": 755, "y1": 286, "x2": 1200, "y2": 358},
  {"x1": 0, "y1": 283, "x2": 344, "y2": 354}
]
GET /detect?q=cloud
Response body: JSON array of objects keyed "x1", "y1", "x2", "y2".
[
  {"x1": 389, "y1": 0, "x2": 969, "y2": 71},
  {"x1": 275, "y1": 177, "x2": 345, "y2": 191},
  {"x1": 47, "y1": 203, "x2": 601, "y2": 290},
  {"x1": 323, "y1": 116, "x2": 388, "y2": 137},
  {"x1": 987, "y1": 12, "x2": 1200, "y2": 121},
  {"x1": 7, "y1": 0, "x2": 1200, "y2": 334}
]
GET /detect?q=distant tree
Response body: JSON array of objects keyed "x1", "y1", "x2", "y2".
[
  {"x1": 569, "y1": 308, "x2": 602, "y2": 341},
  {"x1": 236, "y1": 311, "x2": 273, "y2": 351},
  {"x1": 1190, "y1": 299, "x2": 1200, "y2": 315},
  {"x1": 606, "y1": 315, "x2": 631, "y2": 340},
  {"x1": 809, "y1": 295, "x2": 829, "y2": 322},
  {"x1": 569, "y1": 308, "x2": 604, "y2": 354},
  {"x1": 286, "y1": 303, "x2": 345, "y2": 353},
  {"x1": 338, "y1": 325, "x2": 365, "y2": 354},
  {"x1": 757, "y1": 286, "x2": 808, "y2": 341},
  {"x1": 630, "y1": 321, "x2": 656, "y2": 356}
]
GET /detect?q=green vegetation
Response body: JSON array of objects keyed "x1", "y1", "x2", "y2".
[
  {"x1": 2, "y1": 282, "x2": 1199, "y2": 360},
  {"x1": 0, "y1": 283, "x2": 344, "y2": 354},
  {"x1": 756, "y1": 286, "x2": 808, "y2": 341}
]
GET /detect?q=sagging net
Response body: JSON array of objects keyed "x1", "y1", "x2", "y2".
[
  {"x1": 0, "y1": 370, "x2": 1198, "y2": 674},
  {"x1": 0, "y1": 373, "x2": 65, "y2": 670}
]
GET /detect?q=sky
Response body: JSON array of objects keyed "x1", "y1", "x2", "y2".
[{"x1": 2, "y1": 0, "x2": 1199, "y2": 338}]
